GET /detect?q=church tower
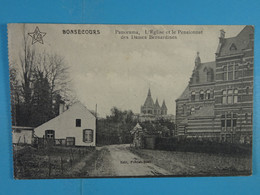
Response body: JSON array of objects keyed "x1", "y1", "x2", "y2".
[
  {"x1": 141, "y1": 88, "x2": 155, "y2": 115},
  {"x1": 161, "y1": 100, "x2": 167, "y2": 115}
]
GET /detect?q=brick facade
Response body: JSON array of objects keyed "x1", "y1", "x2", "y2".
[{"x1": 175, "y1": 26, "x2": 254, "y2": 143}]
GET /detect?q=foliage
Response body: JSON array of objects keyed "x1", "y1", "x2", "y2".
[
  {"x1": 10, "y1": 25, "x2": 75, "y2": 127},
  {"x1": 97, "y1": 107, "x2": 137, "y2": 145}
]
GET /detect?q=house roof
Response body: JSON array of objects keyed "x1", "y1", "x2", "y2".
[
  {"x1": 35, "y1": 101, "x2": 95, "y2": 129},
  {"x1": 177, "y1": 85, "x2": 190, "y2": 100},
  {"x1": 218, "y1": 26, "x2": 254, "y2": 57}
]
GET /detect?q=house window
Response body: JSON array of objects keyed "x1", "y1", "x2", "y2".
[
  {"x1": 83, "y1": 129, "x2": 94, "y2": 143},
  {"x1": 183, "y1": 104, "x2": 187, "y2": 114},
  {"x1": 223, "y1": 66, "x2": 227, "y2": 81},
  {"x1": 233, "y1": 119, "x2": 237, "y2": 127},
  {"x1": 66, "y1": 137, "x2": 75, "y2": 146},
  {"x1": 234, "y1": 89, "x2": 238, "y2": 103},
  {"x1": 45, "y1": 130, "x2": 55, "y2": 139},
  {"x1": 246, "y1": 87, "x2": 249, "y2": 94},
  {"x1": 190, "y1": 107, "x2": 195, "y2": 115},
  {"x1": 223, "y1": 64, "x2": 238, "y2": 81},
  {"x1": 226, "y1": 119, "x2": 231, "y2": 127},
  {"x1": 230, "y1": 43, "x2": 237, "y2": 51},
  {"x1": 76, "y1": 119, "x2": 81, "y2": 127},
  {"x1": 222, "y1": 90, "x2": 227, "y2": 104},
  {"x1": 227, "y1": 89, "x2": 233, "y2": 104},
  {"x1": 221, "y1": 115, "x2": 226, "y2": 128},
  {"x1": 221, "y1": 113, "x2": 237, "y2": 130},
  {"x1": 184, "y1": 126, "x2": 187, "y2": 134},
  {"x1": 206, "y1": 90, "x2": 210, "y2": 100},
  {"x1": 199, "y1": 91, "x2": 204, "y2": 100},
  {"x1": 245, "y1": 113, "x2": 248, "y2": 124},
  {"x1": 234, "y1": 64, "x2": 239, "y2": 79},
  {"x1": 228, "y1": 65, "x2": 233, "y2": 81},
  {"x1": 191, "y1": 91, "x2": 195, "y2": 101}
]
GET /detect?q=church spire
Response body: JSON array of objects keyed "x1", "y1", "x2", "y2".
[{"x1": 147, "y1": 88, "x2": 151, "y2": 97}]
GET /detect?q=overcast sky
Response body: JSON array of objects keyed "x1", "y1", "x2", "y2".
[{"x1": 8, "y1": 24, "x2": 245, "y2": 117}]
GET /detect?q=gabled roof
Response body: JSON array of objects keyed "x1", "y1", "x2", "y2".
[
  {"x1": 218, "y1": 26, "x2": 254, "y2": 57},
  {"x1": 35, "y1": 101, "x2": 95, "y2": 129},
  {"x1": 177, "y1": 85, "x2": 190, "y2": 100},
  {"x1": 191, "y1": 61, "x2": 216, "y2": 83}
]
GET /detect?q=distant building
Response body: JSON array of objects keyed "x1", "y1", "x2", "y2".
[
  {"x1": 175, "y1": 26, "x2": 254, "y2": 143},
  {"x1": 34, "y1": 102, "x2": 96, "y2": 146},
  {"x1": 141, "y1": 88, "x2": 167, "y2": 115},
  {"x1": 12, "y1": 126, "x2": 34, "y2": 145},
  {"x1": 137, "y1": 88, "x2": 174, "y2": 122}
]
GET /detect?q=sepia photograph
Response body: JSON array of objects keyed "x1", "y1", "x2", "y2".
[{"x1": 8, "y1": 24, "x2": 254, "y2": 179}]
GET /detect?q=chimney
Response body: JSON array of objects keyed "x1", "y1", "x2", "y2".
[
  {"x1": 59, "y1": 101, "x2": 65, "y2": 115},
  {"x1": 220, "y1": 29, "x2": 225, "y2": 38},
  {"x1": 219, "y1": 29, "x2": 225, "y2": 43}
]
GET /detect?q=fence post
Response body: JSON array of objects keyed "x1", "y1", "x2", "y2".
[
  {"x1": 60, "y1": 156, "x2": 63, "y2": 175},
  {"x1": 48, "y1": 155, "x2": 51, "y2": 177}
]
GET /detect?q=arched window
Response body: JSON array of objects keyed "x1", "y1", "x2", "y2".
[
  {"x1": 227, "y1": 89, "x2": 233, "y2": 104},
  {"x1": 206, "y1": 90, "x2": 210, "y2": 100},
  {"x1": 199, "y1": 91, "x2": 204, "y2": 100},
  {"x1": 246, "y1": 87, "x2": 249, "y2": 94},
  {"x1": 190, "y1": 107, "x2": 195, "y2": 115},
  {"x1": 234, "y1": 89, "x2": 238, "y2": 103},
  {"x1": 191, "y1": 91, "x2": 195, "y2": 101},
  {"x1": 230, "y1": 43, "x2": 237, "y2": 51}
]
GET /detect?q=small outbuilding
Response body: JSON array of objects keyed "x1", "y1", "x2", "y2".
[
  {"x1": 130, "y1": 123, "x2": 144, "y2": 148},
  {"x1": 12, "y1": 126, "x2": 34, "y2": 145}
]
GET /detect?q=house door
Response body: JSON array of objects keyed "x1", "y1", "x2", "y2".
[{"x1": 45, "y1": 130, "x2": 55, "y2": 146}]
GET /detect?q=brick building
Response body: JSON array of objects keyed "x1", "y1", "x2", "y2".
[{"x1": 175, "y1": 26, "x2": 254, "y2": 143}]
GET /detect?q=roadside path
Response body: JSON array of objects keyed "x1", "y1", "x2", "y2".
[{"x1": 104, "y1": 144, "x2": 170, "y2": 176}]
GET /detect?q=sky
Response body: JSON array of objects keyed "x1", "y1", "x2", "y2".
[{"x1": 8, "y1": 24, "x2": 245, "y2": 117}]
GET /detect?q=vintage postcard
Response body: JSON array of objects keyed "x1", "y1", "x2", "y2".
[{"x1": 8, "y1": 24, "x2": 253, "y2": 179}]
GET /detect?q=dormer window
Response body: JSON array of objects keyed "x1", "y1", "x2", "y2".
[
  {"x1": 230, "y1": 43, "x2": 237, "y2": 51},
  {"x1": 191, "y1": 91, "x2": 195, "y2": 102},
  {"x1": 199, "y1": 91, "x2": 204, "y2": 100}
]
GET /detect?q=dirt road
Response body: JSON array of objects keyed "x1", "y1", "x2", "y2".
[{"x1": 101, "y1": 144, "x2": 170, "y2": 176}]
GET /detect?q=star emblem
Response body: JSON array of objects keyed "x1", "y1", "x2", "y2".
[{"x1": 28, "y1": 26, "x2": 46, "y2": 44}]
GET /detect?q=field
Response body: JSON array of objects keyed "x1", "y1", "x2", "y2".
[
  {"x1": 13, "y1": 145, "x2": 96, "y2": 179},
  {"x1": 130, "y1": 147, "x2": 252, "y2": 176}
]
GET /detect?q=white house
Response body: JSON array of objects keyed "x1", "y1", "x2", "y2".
[
  {"x1": 34, "y1": 102, "x2": 96, "y2": 147},
  {"x1": 12, "y1": 126, "x2": 34, "y2": 145}
]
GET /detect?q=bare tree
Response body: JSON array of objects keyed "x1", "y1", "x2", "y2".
[{"x1": 11, "y1": 25, "x2": 75, "y2": 126}]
